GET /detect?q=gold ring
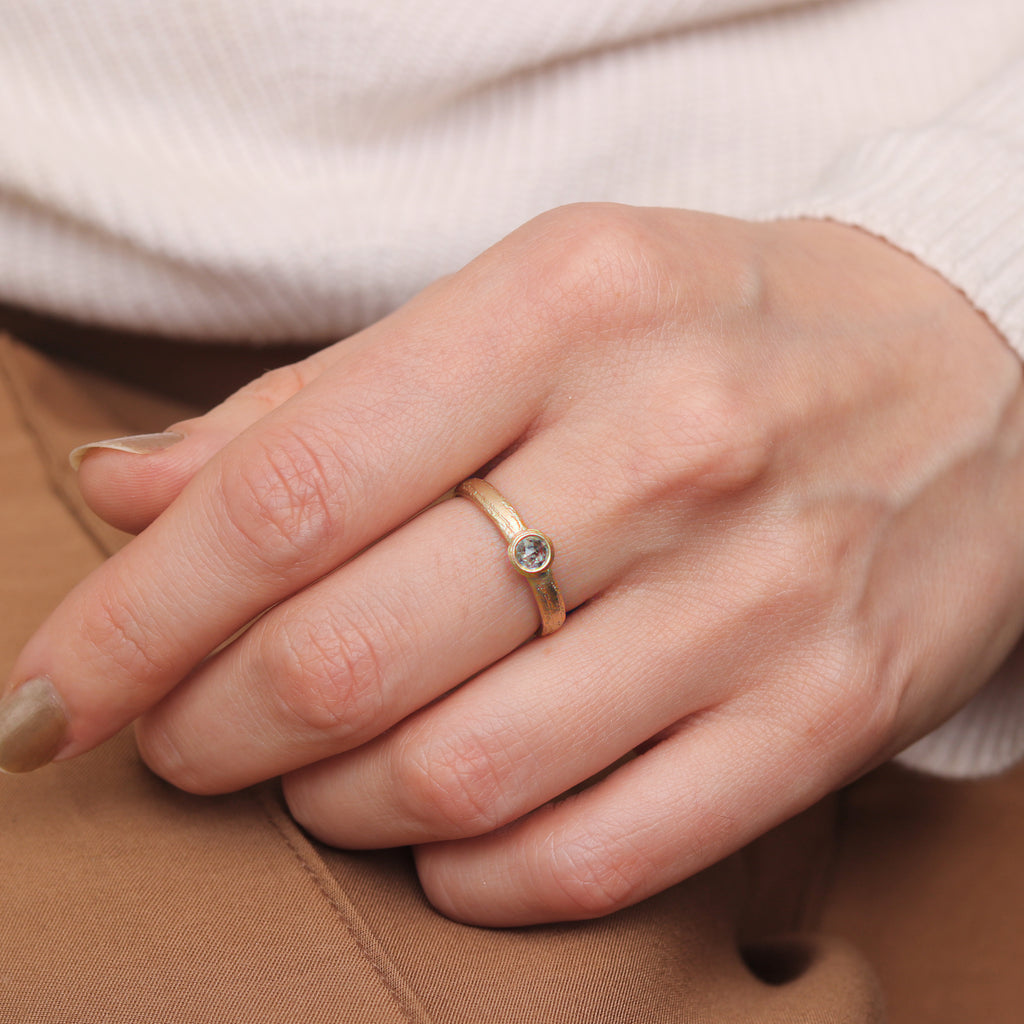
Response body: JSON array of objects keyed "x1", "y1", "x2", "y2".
[{"x1": 455, "y1": 478, "x2": 566, "y2": 636}]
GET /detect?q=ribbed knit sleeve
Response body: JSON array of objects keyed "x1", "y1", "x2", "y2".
[
  {"x1": 767, "y1": 57, "x2": 1024, "y2": 777},
  {"x1": 767, "y1": 57, "x2": 1024, "y2": 358},
  {"x1": 2, "y1": 0, "x2": 1019, "y2": 344}
]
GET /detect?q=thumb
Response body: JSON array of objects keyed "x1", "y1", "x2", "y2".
[{"x1": 72, "y1": 354, "x2": 332, "y2": 534}]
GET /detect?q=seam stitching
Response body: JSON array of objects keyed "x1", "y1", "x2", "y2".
[
  {"x1": 0, "y1": 334, "x2": 116, "y2": 558},
  {"x1": 254, "y1": 788, "x2": 434, "y2": 1024}
]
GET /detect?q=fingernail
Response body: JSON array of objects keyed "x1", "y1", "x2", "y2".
[
  {"x1": 69, "y1": 431, "x2": 185, "y2": 471},
  {"x1": 0, "y1": 677, "x2": 69, "y2": 773}
]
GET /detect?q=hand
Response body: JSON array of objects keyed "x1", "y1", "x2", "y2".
[{"x1": 8, "y1": 205, "x2": 1024, "y2": 925}]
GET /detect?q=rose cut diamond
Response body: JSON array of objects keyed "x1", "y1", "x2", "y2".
[{"x1": 511, "y1": 533, "x2": 551, "y2": 573}]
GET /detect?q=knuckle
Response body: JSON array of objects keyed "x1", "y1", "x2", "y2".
[
  {"x1": 83, "y1": 579, "x2": 173, "y2": 683},
  {"x1": 280, "y1": 772, "x2": 312, "y2": 828},
  {"x1": 633, "y1": 376, "x2": 773, "y2": 504},
  {"x1": 545, "y1": 832, "x2": 653, "y2": 919},
  {"x1": 748, "y1": 621, "x2": 899, "y2": 778},
  {"x1": 821, "y1": 631, "x2": 904, "y2": 764},
  {"x1": 233, "y1": 362, "x2": 312, "y2": 410},
  {"x1": 718, "y1": 502, "x2": 909, "y2": 776},
  {"x1": 261, "y1": 610, "x2": 388, "y2": 741},
  {"x1": 173, "y1": 363, "x2": 314, "y2": 435},
  {"x1": 134, "y1": 721, "x2": 211, "y2": 795},
  {"x1": 746, "y1": 499, "x2": 872, "y2": 619},
  {"x1": 517, "y1": 203, "x2": 675, "y2": 340},
  {"x1": 217, "y1": 423, "x2": 344, "y2": 574},
  {"x1": 397, "y1": 727, "x2": 519, "y2": 838},
  {"x1": 280, "y1": 772, "x2": 332, "y2": 840}
]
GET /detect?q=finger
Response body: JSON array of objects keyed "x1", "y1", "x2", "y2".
[
  {"x1": 411, "y1": 698, "x2": 861, "y2": 927},
  {"x1": 280, "y1": 579, "x2": 725, "y2": 848},
  {"x1": 131, "y1": 430, "x2": 641, "y2": 793},
  {"x1": 73, "y1": 350, "x2": 336, "y2": 534},
  {"x1": 7, "y1": 255, "x2": 565, "y2": 762}
]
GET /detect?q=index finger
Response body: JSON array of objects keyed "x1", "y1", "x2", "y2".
[{"x1": 1, "y1": 260, "x2": 550, "y2": 769}]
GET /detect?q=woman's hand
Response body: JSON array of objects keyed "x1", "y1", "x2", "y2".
[{"x1": 7, "y1": 205, "x2": 1024, "y2": 925}]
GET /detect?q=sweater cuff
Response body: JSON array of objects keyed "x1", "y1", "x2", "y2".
[
  {"x1": 896, "y1": 645, "x2": 1024, "y2": 779},
  {"x1": 763, "y1": 123, "x2": 1024, "y2": 357}
]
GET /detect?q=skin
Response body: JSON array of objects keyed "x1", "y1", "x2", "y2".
[{"x1": 9, "y1": 204, "x2": 1024, "y2": 926}]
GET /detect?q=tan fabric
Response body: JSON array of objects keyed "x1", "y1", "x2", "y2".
[
  {"x1": 0, "y1": 331, "x2": 1016, "y2": 1022},
  {"x1": 822, "y1": 761, "x2": 1024, "y2": 1023}
]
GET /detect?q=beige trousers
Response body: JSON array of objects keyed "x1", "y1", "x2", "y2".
[{"x1": 2, "y1": 324, "x2": 1022, "y2": 1023}]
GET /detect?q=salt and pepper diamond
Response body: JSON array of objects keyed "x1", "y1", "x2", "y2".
[{"x1": 510, "y1": 531, "x2": 553, "y2": 574}]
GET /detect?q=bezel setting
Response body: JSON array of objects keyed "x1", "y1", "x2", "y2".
[{"x1": 508, "y1": 530, "x2": 553, "y2": 575}]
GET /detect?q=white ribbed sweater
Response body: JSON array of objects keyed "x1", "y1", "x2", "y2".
[{"x1": 2, "y1": 0, "x2": 1023, "y2": 776}]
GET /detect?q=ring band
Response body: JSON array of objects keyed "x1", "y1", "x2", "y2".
[{"x1": 455, "y1": 478, "x2": 566, "y2": 636}]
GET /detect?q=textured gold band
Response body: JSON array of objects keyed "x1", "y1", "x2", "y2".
[{"x1": 455, "y1": 478, "x2": 566, "y2": 637}]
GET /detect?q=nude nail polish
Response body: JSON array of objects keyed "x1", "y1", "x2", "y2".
[
  {"x1": 69, "y1": 431, "x2": 185, "y2": 471},
  {"x1": 0, "y1": 677, "x2": 69, "y2": 773}
]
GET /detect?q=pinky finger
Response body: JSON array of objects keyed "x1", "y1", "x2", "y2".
[{"x1": 413, "y1": 705, "x2": 855, "y2": 927}]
